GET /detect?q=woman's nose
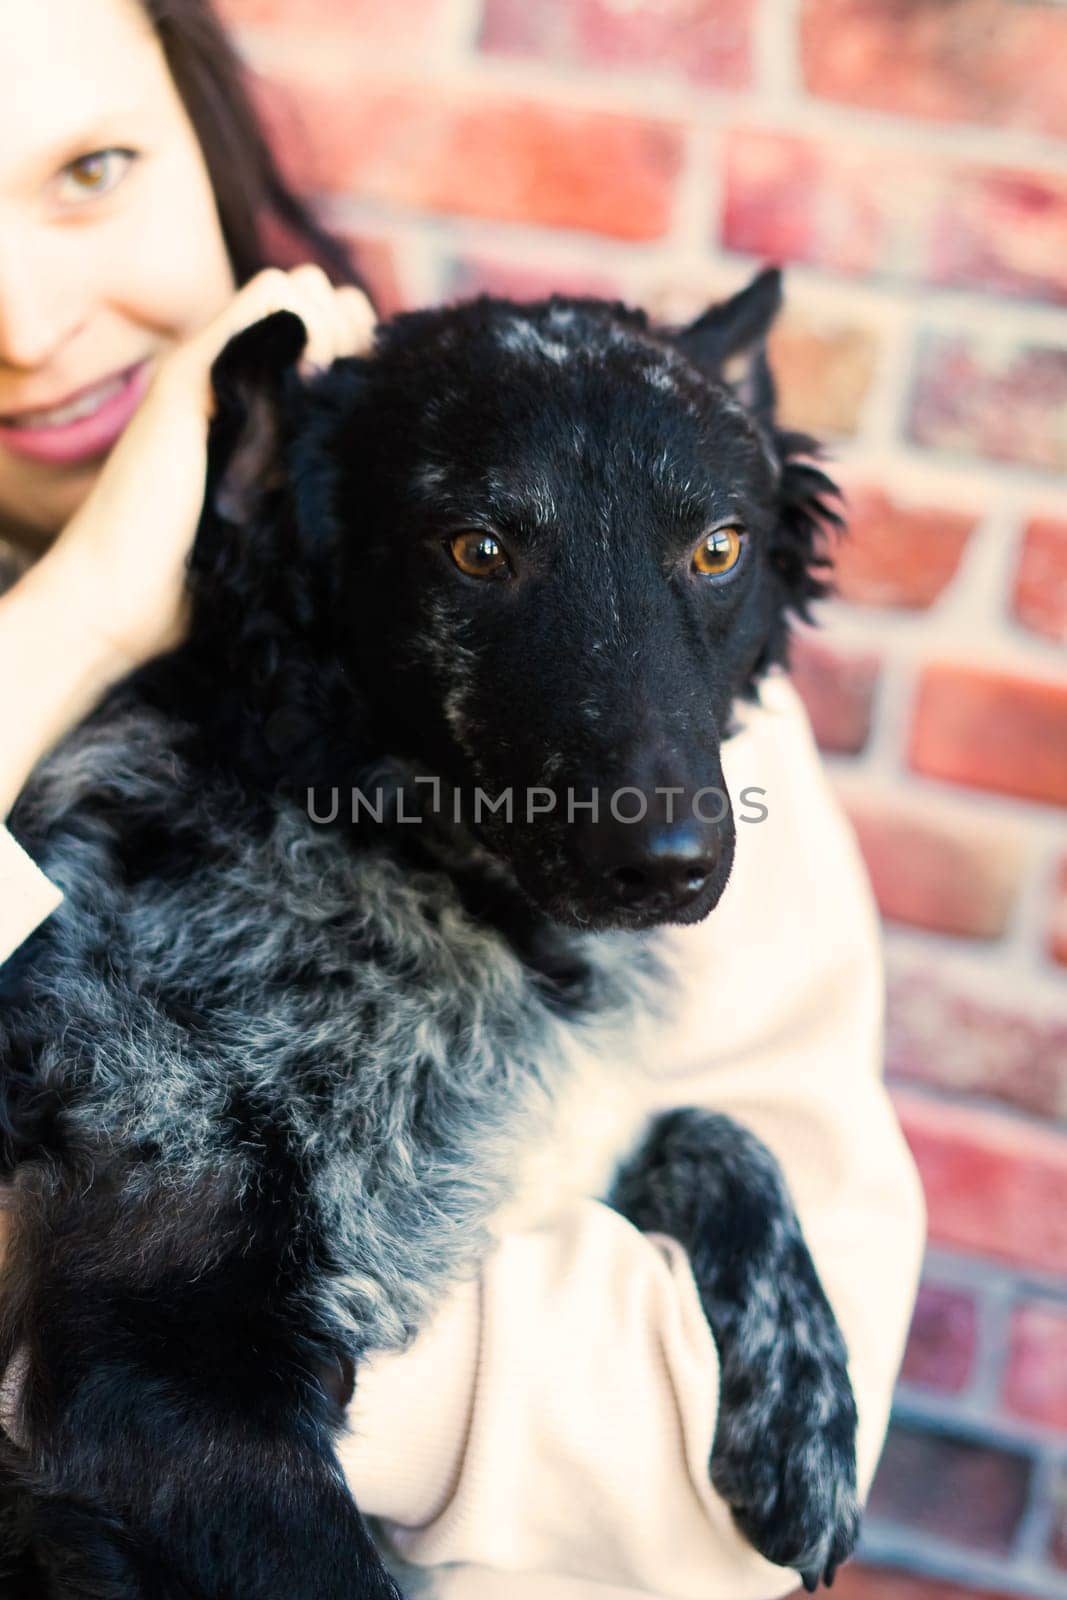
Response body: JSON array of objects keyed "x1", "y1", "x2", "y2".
[{"x1": 0, "y1": 234, "x2": 88, "y2": 371}]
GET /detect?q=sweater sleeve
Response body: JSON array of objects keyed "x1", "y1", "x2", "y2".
[
  {"x1": 336, "y1": 675, "x2": 927, "y2": 1600},
  {"x1": 0, "y1": 825, "x2": 62, "y2": 967}
]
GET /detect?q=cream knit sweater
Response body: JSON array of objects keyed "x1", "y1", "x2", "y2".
[{"x1": 0, "y1": 673, "x2": 926, "y2": 1599}]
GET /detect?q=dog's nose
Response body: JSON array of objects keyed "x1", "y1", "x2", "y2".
[{"x1": 600, "y1": 820, "x2": 719, "y2": 913}]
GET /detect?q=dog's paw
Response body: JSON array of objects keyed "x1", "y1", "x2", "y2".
[
  {"x1": 709, "y1": 1357, "x2": 860, "y2": 1589},
  {"x1": 710, "y1": 1382, "x2": 857, "y2": 1580}
]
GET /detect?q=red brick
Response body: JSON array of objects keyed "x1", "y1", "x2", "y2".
[
  {"x1": 767, "y1": 316, "x2": 879, "y2": 438},
  {"x1": 886, "y1": 966, "x2": 1067, "y2": 1122},
  {"x1": 834, "y1": 1569, "x2": 1016, "y2": 1600},
  {"x1": 259, "y1": 210, "x2": 407, "y2": 313},
  {"x1": 721, "y1": 129, "x2": 928, "y2": 278},
  {"x1": 448, "y1": 255, "x2": 624, "y2": 304},
  {"x1": 1013, "y1": 518, "x2": 1067, "y2": 645},
  {"x1": 479, "y1": 0, "x2": 752, "y2": 89},
  {"x1": 908, "y1": 333, "x2": 1067, "y2": 474},
  {"x1": 799, "y1": 0, "x2": 1067, "y2": 141},
  {"x1": 251, "y1": 204, "x2": 403, "y2": 313},
  {"x1": 866, "y1": 1421, "x2": 1031, "y2": 1555},
  {"x1": 899, "y1": 1284, "x2": 978, "y2": 1395},
  {"x1": 343, "y1": 235, "x2": 407, "y2": 317},
  {"x1": 893, "y1": 1087, "x2": 1067, "y2": 1276},
  {"x1": 1052, "y1": 857, "x2": 1067, "y2": 969},
  {"x1": 722, "y1": 129, "x2": 1067, "y2": 308},
  {"x1": 258, "y1": 71, "x2": 684, "y2": 241},
  {"x1": 1004, "y1": 1302, "x2": 1067, "y2": 1429},
  {"x1": 931, "y1": 169, "x2": 1067, "y2": 307},
  {"x1": 843, "y1": 799, "x2": 1023, "y2": 939},
  {"x1": 788, "y1": 635, "x2": 880, "y2": 755},
  {"x1": 216, "y1": 0, "x2": 451, "y2": 47},
  {"x1": 834, "y1": 483, "x2": 976, "y2": 610},
  {"x1": 909, "y1": 663, "x2": 1067, "y2": 808}
]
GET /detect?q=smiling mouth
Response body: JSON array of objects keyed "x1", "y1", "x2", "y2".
[{"x1": 0, "y1": 365, "x2": 143, "y2": 430}]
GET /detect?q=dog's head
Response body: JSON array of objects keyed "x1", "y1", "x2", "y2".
[{"x1": 193, "y1": 270, "x2": 839, "y2": 932}]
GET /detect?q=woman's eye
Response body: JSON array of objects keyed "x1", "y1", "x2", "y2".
[
  {"x1": 55, "y1": 148, "x2": 137, "y2": 204},
  {"x1": 691, "y1": 526, "x2": 745, "y2": 579},
  {"x1": 448, "y1": 531, "x2": 511, "y2": 580}
]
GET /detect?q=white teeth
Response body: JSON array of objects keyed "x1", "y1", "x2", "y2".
[{"x1": 5, "y1": 374, "x2": 126, "y2": 430}]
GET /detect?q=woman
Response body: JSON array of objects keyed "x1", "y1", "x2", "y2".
[{"x1": 0, "y1": 1, "x2": 926, "y2": 1596}]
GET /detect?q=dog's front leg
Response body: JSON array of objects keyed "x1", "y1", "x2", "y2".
[
  {"x1": 0, "y1": 1162, "x2": 403, "y2": 1600},
  {"x1": 607, "y1": 1109, "x2": 859, "y2": 1590}
]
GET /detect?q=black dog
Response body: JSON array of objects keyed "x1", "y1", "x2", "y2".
[{"x1": 0, "y1": 268, "x2": 858, "y2": 1598}]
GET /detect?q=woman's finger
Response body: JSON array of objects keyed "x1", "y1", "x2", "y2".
[
  {"x1": 295, "y1": 276, "x2": 377, "y2": 373},
  {"x1": 337, "y1": 285, "x2": 377, "y2": 356}
]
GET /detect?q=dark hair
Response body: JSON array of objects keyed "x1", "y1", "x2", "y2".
[{"x1": 139, "y1": 0, "x2": 367, "y2": 297}]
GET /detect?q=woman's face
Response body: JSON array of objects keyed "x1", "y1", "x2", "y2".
[{"x1": 0, "y1": 0, "x2": 236, "y2": 546}]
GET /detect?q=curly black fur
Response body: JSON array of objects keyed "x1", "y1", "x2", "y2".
[{"x1": 0, "y1": 270, "x2": 856, "y2": 1597}]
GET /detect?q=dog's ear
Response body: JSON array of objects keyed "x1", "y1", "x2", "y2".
[
  {"x1": 674, "y1": 267, "x2": 782, "y2": 421},
  {"x1": 676, "y1": 269, "x2": 843, "y2": 689},
  {"x1": 205, "y1": 309, "x2": 308, "y2": 529},
  {"x1": 189, "y1": 309, "x2": 312, "y2": 684},
  {"x1": 187, "y1": 312, "x2": 365, "y2": 785}
]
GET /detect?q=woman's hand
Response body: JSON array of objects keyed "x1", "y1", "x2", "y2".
[
  {"x1": 44, "y1": 264, "x2": 376, "y2": 674},
  {"x1": 0, "y1": 266, "x2": 375, "y2": 818}
]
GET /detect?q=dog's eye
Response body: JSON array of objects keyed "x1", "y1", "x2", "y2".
[
  {"x1": 448, "y1": 531, "x2": 511, "y2": 580},
  {"x1": 692, "y1": 526, "x2": 745, "y2": 579}
]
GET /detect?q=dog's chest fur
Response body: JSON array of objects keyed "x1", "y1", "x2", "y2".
[{"x1": 7, "y1": 703, "x2": 672, "y2": 1354}]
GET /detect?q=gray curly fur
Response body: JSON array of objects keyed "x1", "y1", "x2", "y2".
[{"x1": 11, "y1": 705, "x2": 666, "y2": 1357}]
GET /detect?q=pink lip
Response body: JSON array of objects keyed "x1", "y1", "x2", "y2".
[{"x1": 0, "y1": 363, "x2": 150, "y2": 465}]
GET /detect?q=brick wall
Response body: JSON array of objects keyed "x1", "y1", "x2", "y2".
[{"x1": 218, "y1": 2, "x2": 1067, "y2": 1594}]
